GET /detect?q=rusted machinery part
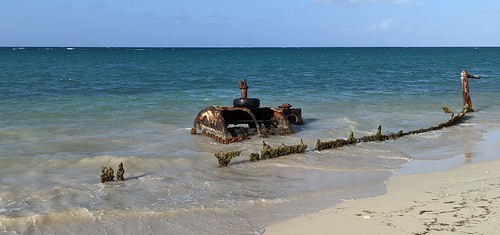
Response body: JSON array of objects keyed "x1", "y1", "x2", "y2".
[
  {"x1": 284, "y1": 109, "x2": 303, "y2": 125},
  {"x1": 278, "y1": 103, "x2": 292, "y2": 109},
  {"x1": 278, "y1": 104, "x2": 303, "y2": 125},
  {"x1": 191, "y1": 106, "x2": 233, "y2": 141},
  {"x1": 201, "y1": 131, "x2": 247, "y2": 144},
  {"x1": 191, "y1": 106, "x2": 263, "y2": 141},
  {"x1": 238, "y1": 79, "x2": 249, "y2": 99},
  {"x1": 460, "y1": 70, "x2": 480, "y2": 112},
  {"x1": 240, "y1": 107, "x2": 262, "y2": 136},
  {"x1": 192, "y1": 106, "x2": 295, "y2": 144}
]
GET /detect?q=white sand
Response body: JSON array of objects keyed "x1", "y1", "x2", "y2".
[{"x1": 265, "y1": 159, "x2": 500, "y2": 234}]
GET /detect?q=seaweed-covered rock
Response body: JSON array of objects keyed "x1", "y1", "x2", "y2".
[
  {"x1": 100, "y1": 166, "x2": 114, "y2": 183},
  {"x1": 117, "y1": 162, "x2": 125, "y2": 181}
]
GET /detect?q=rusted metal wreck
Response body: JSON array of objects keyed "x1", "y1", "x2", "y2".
[
  {"x1": 209, "y1": 70, "x2": 481, "y2": 167},
  {"x1": 191, "y1": 80, "x2": 303, "y2": 144}
]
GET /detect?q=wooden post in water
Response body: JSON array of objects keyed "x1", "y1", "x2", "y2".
[{"x1": 460, "y1": 70, "x2": 480, "y2": 112}]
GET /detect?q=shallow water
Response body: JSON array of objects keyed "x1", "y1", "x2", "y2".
[{"x1": 1, "y1": 47, "x2": 499, "y2": 234}]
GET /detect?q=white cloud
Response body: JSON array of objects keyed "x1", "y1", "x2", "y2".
[
  {"x1": 369, "y1": 18, "x2": 395, "y2": 31},
  {"x1": 345, "y1": 18, "x2": 397, "y2": 33}
]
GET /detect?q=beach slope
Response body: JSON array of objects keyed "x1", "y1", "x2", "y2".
[{"x1": 265, "y1": 159, "x2": 500, "y2": 234}]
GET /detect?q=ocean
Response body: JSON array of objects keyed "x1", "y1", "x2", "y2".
[{"x1": 1, "y1": 47, "x2": 499, "y2": 234}]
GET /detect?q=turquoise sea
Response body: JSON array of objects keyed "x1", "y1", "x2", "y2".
[{"x1": 1, "y1": 47, "x2": 499, "y2": 234}]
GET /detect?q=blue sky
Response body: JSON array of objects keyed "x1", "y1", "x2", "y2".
[{"x1": 1, "y1": 0, "x2": 499, "y2": 47}]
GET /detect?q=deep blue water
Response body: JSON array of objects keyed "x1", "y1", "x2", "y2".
[{"x1": 1, "y1": 47, "x2": 499, "y2": 234}]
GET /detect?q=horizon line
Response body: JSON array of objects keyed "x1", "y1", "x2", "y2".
[{"x1": 2, "y1": 46, "x2": 499, "y2": 49}]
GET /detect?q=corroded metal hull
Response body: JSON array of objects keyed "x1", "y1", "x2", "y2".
[{"x1": 191, "y1": 106, "x2": 302, "y2": 144}]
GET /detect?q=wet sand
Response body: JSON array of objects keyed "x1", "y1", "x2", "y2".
[{"x1": 265, "y1": 129, "x2": 500, "y2": 234}]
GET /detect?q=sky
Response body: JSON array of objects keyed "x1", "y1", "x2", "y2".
[{"x1": 1, "y1": 0, "x2": 499, "y2": 47}]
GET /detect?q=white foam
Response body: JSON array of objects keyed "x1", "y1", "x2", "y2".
[
  {"x1": 377, "y1": 154, "x2": 411, "y2": 161},
  {"x1": 459, "y1": 123, "x2": 478, "y2": 126}
]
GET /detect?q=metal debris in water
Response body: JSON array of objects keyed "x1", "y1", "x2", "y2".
[
  {"x1": 191, "y1": 80, "x2": 303, "y2": 144},
  {"x1": 215, "y1": 150, "x2": 242, "y2": 167},
  {"x1": 249, "y1": 152, "x2": 261, "y2": 162},
  {"x1": 261, "y1": 139, "x2": 307, "y2": 160},
  {"x1": 460, "y1": 70, "x2": 480, "y2": 112},
  {"x1": 204, "y1": 70, "x2": 480, "y2": 167},
  {"x1": 215, "y1": 106, "x2": 470, "y2": 167},
  {"x1": 315, "y1": 107, "x2": 469, "y2": 151}
]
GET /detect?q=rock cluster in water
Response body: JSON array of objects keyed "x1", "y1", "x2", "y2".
[{"x1": 100, "y1": 162, "x2": 125, "y2": 183}]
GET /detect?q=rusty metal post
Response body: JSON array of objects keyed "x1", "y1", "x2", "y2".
[
  {"x1": 460, "y1": 70, "x2": 480, "y2": 112},
  {"x1": 238, "y1": 79, "x2": 248, "y2": 99}
]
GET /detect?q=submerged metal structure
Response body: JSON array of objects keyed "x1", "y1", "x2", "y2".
[
  {"x1": 191, "y1": 80, "x2": 303, "y2": 144},
  {"x1": 208, "y1": 70, "x2": 481, "y2": 167},
  {"x1": 214, "y1": 106, "x2": 471, "y2": 167}
]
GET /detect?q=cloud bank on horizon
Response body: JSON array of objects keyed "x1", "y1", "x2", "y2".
[{"x1": 0, "y1": 0, "x2": 498, "y2": 47}]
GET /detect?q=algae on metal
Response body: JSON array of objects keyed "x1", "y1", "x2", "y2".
[
  {"x1": 249, "y1": 152, "x2": 261, "y2": 162},
  {"x1": 214, "y1": 140, "x2": 307, "y2": 166},
  {"x1": 209, "y1": 70, "x2": 480, "y2": 166},
  {"x1": 215, "y1": 150, "x2": 242, "y2": 167},
  {"x1": 315, "y1": 107, "x2": 469, "y2": 151},
  {"x1": 214, "y1": 107, "x2": 470, "y2": 166},
  {"x1": 261, "y1": 139, "x2": 307, "y2": 160}
]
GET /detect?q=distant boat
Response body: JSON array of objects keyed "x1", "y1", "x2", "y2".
[{"x1": 66, "y1": 47, "x2": 75, "y2": 50}]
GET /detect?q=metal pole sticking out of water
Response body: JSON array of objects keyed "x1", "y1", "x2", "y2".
[{"x1": 461, "y1": 69, "x2": 480, "y2": 112}]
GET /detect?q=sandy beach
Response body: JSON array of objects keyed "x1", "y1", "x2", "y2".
[{"x1": 265, "y1": 149, "x2": 500, "y2": 234}]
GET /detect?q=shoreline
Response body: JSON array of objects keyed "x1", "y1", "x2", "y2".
[{"x1": 264, "y1": 128, "x2": 500, "y2": 234}]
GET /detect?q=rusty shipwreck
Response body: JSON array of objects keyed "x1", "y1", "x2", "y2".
[{"x1": 191, "y1": 80, "x2": 303, "y2": 144}]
